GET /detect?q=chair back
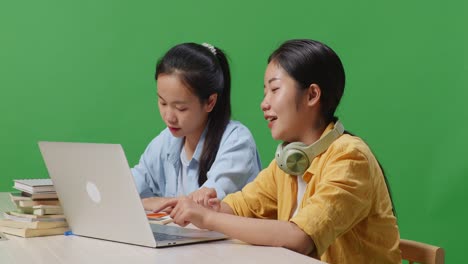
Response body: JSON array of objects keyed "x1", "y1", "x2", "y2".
[{"x1": 400, "y1": 239, "x2": 445, "y2": 264}]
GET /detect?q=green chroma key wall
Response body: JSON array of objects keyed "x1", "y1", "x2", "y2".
[{"x1": 1, "y1": 0, "x2": 466, "y2": 261}]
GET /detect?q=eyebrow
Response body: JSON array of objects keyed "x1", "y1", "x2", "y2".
[
  {"x1": 268, "y1": 77, "x2": 281, "y2": 84},
  {"x1": 263, "y1": 77, "x2": 281, "y2": 88},
  {"x1": 157, "y1": 93, "x2": 188, "y2": 105}
]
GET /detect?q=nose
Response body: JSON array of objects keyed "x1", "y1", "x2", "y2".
[
  {"x1": 261, "y1": 96, "x2": 270, "y2": 112},
  {"x1": 163, "y1": 109, "x2": 177, "y2": 125}
]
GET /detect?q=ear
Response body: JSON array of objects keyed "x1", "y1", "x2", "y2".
[
  {"x1": 205, "y1": 93, "x2": 218, "y2": 113},
  {"x1": 307, "y1": 84, "x2": 321, "y2": 107}
]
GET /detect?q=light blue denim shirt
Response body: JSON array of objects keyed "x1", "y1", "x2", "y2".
[{"x1": 131, "y1": 120, "x2": 262, "y2": 199}]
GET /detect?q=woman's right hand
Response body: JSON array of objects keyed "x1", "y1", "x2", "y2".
[
  {"x1": 149, "y1": 195, "x2": 222, "y2": 214},
  {"x1": 142, "y1": 197, "x2": 179, "y2": 213}
]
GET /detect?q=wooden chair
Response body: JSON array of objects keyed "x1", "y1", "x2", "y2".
[{"x1": 400, "y1": 239, "x2": 445, "y2": 264}]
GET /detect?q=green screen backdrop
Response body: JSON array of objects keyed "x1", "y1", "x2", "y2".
[{"x1": 1, "y1": 0, "x2": 466, "y2": 261}]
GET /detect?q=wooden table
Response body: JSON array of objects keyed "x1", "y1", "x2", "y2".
[{"x1": 0, "y1": 193, "x2": 324, "y2": 263}]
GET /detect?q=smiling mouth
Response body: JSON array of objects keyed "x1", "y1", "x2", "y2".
[
  {"x1": 267, "y1": 116, "x2": 277, "y2": 122},
  {"x1": 266, "y1": 116, "x2": 277, "y2": 129}
]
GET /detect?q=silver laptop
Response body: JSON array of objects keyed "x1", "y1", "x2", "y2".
[{"x1": 38, "y1": 141, "x2": 228, "y2": 248}]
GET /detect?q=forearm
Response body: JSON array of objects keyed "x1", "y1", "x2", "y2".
[
  {"x1": 218, "y1": 201, "x2": 234, "y2": 214},
  {"x1": 205, "y1": 211, "x2": 315, "y2": 255}
]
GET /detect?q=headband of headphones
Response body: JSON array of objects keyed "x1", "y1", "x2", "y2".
[{"x1": 275, "y1": 121, "x2": 344, "y2": 176}]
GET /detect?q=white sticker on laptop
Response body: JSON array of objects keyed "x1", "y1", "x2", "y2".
[{"x1": 86, "y1": 181, "x2": 101, "y2": 203}]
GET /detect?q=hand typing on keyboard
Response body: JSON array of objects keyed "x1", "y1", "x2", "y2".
[{"x1": 152, "y1": 197, "x2": 215, "y2": 229}]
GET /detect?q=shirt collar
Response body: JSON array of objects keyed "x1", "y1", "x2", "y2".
[
  {"x1": 304, "y1": 121, "x2": 337, "y2": 179},
  {"x1": 167, "y1": 124, "x2": 208, "y2": 164}
]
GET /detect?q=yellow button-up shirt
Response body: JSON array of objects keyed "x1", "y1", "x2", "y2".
[{"x1": 224, "y1": 123, "x2": 401, "y2": 263}]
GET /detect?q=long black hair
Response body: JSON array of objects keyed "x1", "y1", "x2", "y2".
[
  {"x1": 155, "y1": 43, "x2": 231, "y2": 186},
  {"x1": 268, "y1": 39, "x2": 396, "y2": 215}
]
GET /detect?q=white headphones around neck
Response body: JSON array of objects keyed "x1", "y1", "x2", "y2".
[{"x1": 275, "y1": 121, "x2": 345, "y2": 176}]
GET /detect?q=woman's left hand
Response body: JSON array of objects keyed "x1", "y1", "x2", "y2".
[
  {"x1": 169, "y1": 197, "x2": 214, "y2": 229},
  {"x1": 188, "y1": 187, "x2": 217, "y2": 208}
]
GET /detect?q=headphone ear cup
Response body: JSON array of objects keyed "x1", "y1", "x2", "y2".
[
  {"x1": 276, "y1": 143, "x2": 310, "y2": 176},
  {"x1": 275, "y1": 143, "x2": 285, "y2": 169},
  {"x1": 284, "y1": 149, "x2": 310, "y2": 175}
]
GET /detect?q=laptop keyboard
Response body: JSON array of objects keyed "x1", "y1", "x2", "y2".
[{"x1": 153, "y1": 232, "x2": 189, "y2": 241}]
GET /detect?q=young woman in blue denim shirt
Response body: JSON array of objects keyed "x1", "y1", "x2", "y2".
[{"x1": 132, "y1": 43, "x2": 262, "y2": 212}]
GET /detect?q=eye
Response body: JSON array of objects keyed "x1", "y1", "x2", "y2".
[
  {"x1": 159, "y1": 101, "x2": 167, "y2": 106},
  {"x1": 271, "y1": 87, "x2": 279, "y2": 93},
  {"x1": 177, "y1": 107, "x2": 188, "y2": 112}
]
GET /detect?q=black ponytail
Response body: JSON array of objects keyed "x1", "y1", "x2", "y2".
[{"x1": 198, "y1": 48, "x2": 231, "y2": 186}]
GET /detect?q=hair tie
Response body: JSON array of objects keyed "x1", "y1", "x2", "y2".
[{"x1": 202, "y1": 42, "x2": 217, "y2": 55}]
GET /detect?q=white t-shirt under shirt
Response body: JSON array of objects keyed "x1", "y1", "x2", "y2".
[
  {"x1": 292, "y1": 176, "x2": 307, "y2": 218},
  {"x1": 177, "y1": 146, "x2": 191, "y2": 196}
]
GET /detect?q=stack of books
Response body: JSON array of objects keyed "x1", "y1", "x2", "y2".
[{"x1": 0, "y1": 179, "x2": 69, "y2": 237}]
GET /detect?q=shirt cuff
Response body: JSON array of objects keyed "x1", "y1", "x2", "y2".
[{"x1": 290, "y1": 210, "x2": 334, "y2": 257}]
